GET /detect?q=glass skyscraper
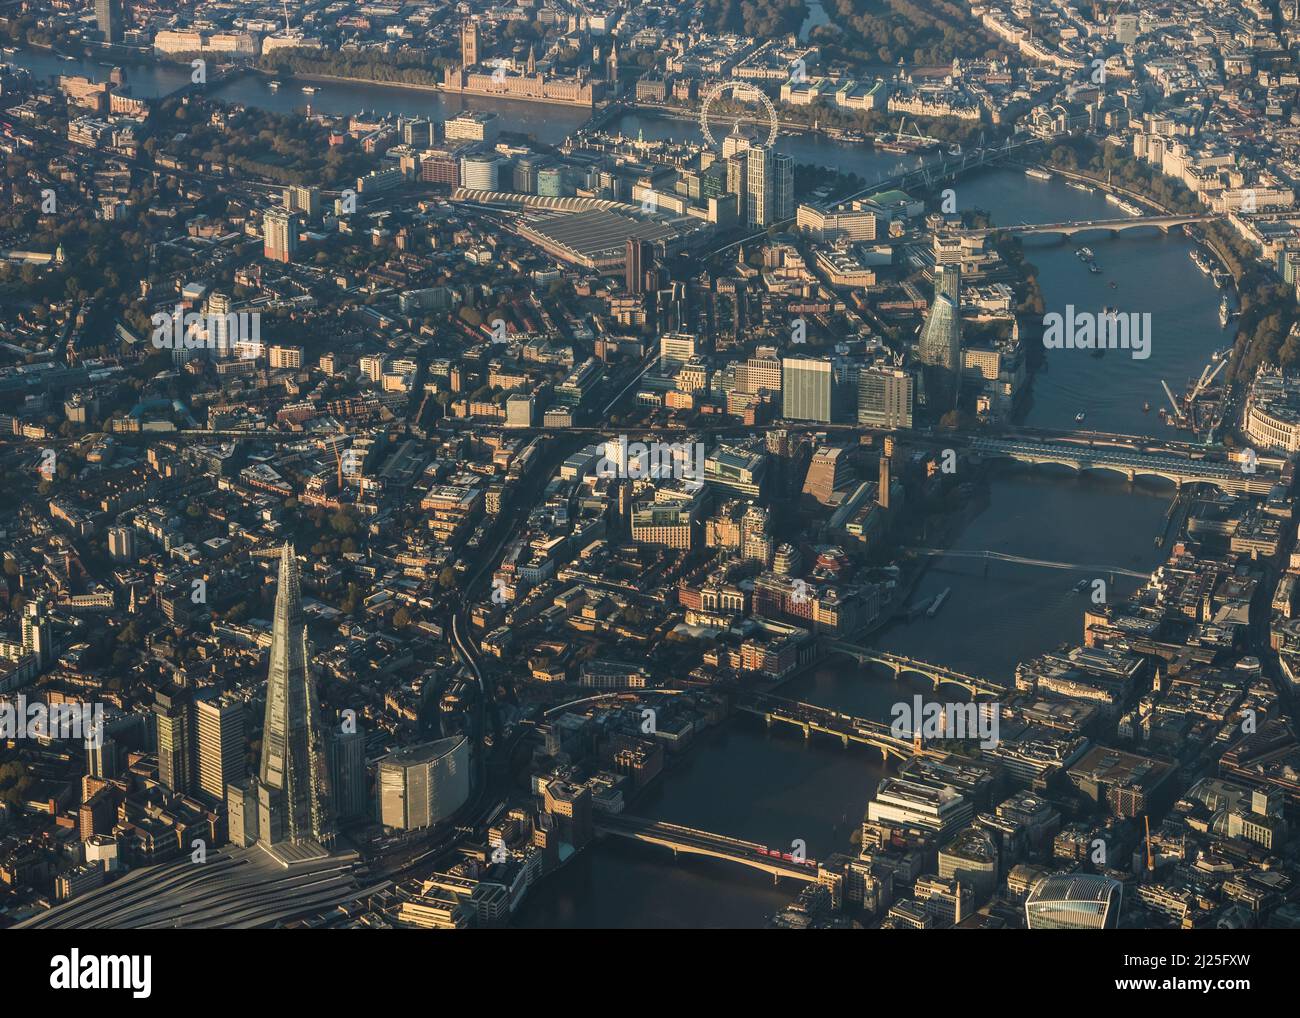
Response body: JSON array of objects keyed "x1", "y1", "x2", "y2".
[
  {"x1": 257, "y1": 545, "x2": 336, "y2": 849},
  {"x1": 918, "y1": 264, "x2": 962, "y2": 372},
  {"x1": 1024, "y1": 874, "x2": 1122, "y2": 929}
]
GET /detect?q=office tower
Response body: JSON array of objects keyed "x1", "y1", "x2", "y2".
[
  {"x1": 513, "y1": 155, "x2": 544, "y2": 194},
  {"x1": 505, "y1": 393, "x2": 535, "y2": 428},
  {"x1": 537, "y1": 167, "x2": 570, "y2": 197},
  {"x1": 326, "y1": 727, "x2": 368, "y2": 823},
  {"x1": 401, "y1": 118, "x2": 434, "y2": 149},
  {"x1": 107, "y1": 526, "x2": 135, "y2": 563},
  {"x1": 86, "y1": 732, "x2": 117, "y2": 779},
  {"x1": 257, "y1": 545, "x2": 335, "y2": 849},
  {"x1": 21, "y1": 600, "x2": 53, "y2": 669},
  {"x1": 780, "y1": 356, "x2": 842, "y2": 423},
  {"x1": 938, "y1": 827, "x2": 999, "y2": 901},
  {"x1": 461, "y1": 19, "x2": 480, "y2": 67},
  {"x1": 377, "y1": 737, "x2": 470, "y2": 830},
  {"x1": 867, "y1": 777, "x2": 973, "y2": 838},
  {"x1": 857, "y1": 365, "x2": 914, "y2": 428},
  {"x1": 195, "y1": 694, "x2": 246, "y2": 801},
  {"x1": 263, "y1": 209, "x2": 298, "y2": 263},
  {"x1": 1024, "y1": 873, "x2": 1122, "y2": 929},
  {"x1": 745, "y1": 146, "x2": 793, "y2": 229},
  {"x1": 96, "y1": 0, "x2": 122, "y2": 43},
  {"x1": 659, "y1": 331, "x2": 699, "y2": 369},
  {"x1": 283, "y1": 184, "x2": 320, "y2": 220},
  {"x1": 878, "y1": 453, "x2": 891, "y2": 509},
  {"x1": 626, "y1": 238, "x2": 653, "y2": 294},
  {"x1": 460, "y1": 153, "x2": 499, "y2": 190},
  {"x1": 541, "y1": 777, "x2": 593, "y2": 849},
  {"x1": 154, "y1": 688, "x2": 193, "y2": 795}
]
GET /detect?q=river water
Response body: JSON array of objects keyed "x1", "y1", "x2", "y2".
[
  {"x1": 2, "y1": 48, "x2": 591, "y2": 145},
  {"x1": 7, "y1": 47, "x2": 1219, "y2": 926}
]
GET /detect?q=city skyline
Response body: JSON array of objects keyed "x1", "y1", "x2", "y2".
[{"x1": 0, "y1": 0, "x2": 1293, "y2": 964}]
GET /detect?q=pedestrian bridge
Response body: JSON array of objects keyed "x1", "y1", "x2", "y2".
[
  {"x1": 961, "y1": 213, "x2": 1214, "y2": 238},
  {"x1": 970, "y1": 437, "x2": 1275, "y2": 494},
  {"x1": 595, "y1": 814, "x2": 820, "y2": 882}
]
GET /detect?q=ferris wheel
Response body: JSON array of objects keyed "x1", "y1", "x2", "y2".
[{"x1": 698, "y1": 80, "x2": 779, "y2": 151}]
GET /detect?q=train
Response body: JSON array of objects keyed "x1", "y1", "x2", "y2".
[{"x1": 756, "y1": 847, "x2": 817, "y2": 866}]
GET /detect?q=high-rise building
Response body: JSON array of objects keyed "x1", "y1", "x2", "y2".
[
  {"x1": 96, "y1": 0, "x2": 123, "y2": 43},
  {"x1": 1024, "y1": 873, "x2": 1122, "y2": 929},
  {"x1": 21, "y1": 600, "x2": 53, "y2": 669},
  {"x1": 256, "y1": 545, "x2": 335, "y2": 849},
  {"x1": 107, "y1": 526, "x2": 135, "y2": 562},
  {"x1": 918, "y1": 265, "x2": 962, "y2": 400},
  {"x1": 87, "y1": 732, "x2": 118, "y2": 780},
  {"x1": 326, "y1": 727, "x2": 368, "y2": 823},
  {"x1": 626, "y1": 237, "x2": 653, "y2": 295},
  {"x1": 460, "y1": 19, "x2": 480, "y2": 68},
  {"x1": 263, "y1": 210, "x2": 298, "y2": 263},
  {"x1": 284, "y1": 184, "x2": 320, "y2": 220},
  {"x1": 659, "y1": 331, "x2": 699, "y2": 369},
  {"x1": 460, "y1": 153, "x2": 499, "y2": 191},
  {"x1": 154, "y1": 688, "x2": 193, "y2": 795},
  {"x1": 745, "y1": 146, "x2": 794, "y2": 228},
  {"x1": 401, "y1": 118, "x2": 434, "y2": 149},
  {"x1": 227, "y1": 779, "x2": 258, "y2": 847},
  {"x1": 782, "y1": 356, "x2": 851, "y2": 422},
  {"x1": 195, "y1": 694, "x2": 246, "y2": 801},
  {"x1": 377, "y1": 736, "x2": 471, "y2": 831},
  {"x1": 205, "y1": 291, "x2": 233, "y2": 358},
  {"x1": 857, "y1": 365, "x2": 914, "y2": 428}
]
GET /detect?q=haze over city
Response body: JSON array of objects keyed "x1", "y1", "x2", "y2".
[{"x1": 0, "y1": 0, "x2": 1294, "y2": 969}]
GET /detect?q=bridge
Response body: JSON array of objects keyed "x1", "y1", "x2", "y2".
[
  {"x1": 959, "y1": 212, "x2": 1215, "y2": 239},
  {"x1": 902, "y1": 547, "x2": 1150, "y2": 580},
  {"x1": 822, "y1": 643, "x2": 1007, "y2": 698},
  {"x1": 840, "y1": 133, "x2": 1042, "y2": 204},
  {"x1": 737, "y1": 692, "x2": 924, "y2": 762},
  {"x1": 970, "y1": 437, "x2": 1275, "y2": 494},
  {"x1": 595, "y1": 814, "x2": 820, "y2": 882}
]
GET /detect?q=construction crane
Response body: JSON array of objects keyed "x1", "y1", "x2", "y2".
[
  {"x1": 1160, "y1": 379, "x2": 1185, "y2": 424},
  {"x1": 1189, "y1": 357, "x2": 1227, "y2": 403}
]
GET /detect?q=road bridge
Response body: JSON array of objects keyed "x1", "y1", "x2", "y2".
[
  {"x1": 822, "y1": 644, "x2": 1007, "y2": 698},
  {"x1": 595, "y1": 814, "x2": 820, "y2": 882}
]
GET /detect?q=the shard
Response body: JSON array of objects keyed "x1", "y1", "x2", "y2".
[{"x1": 257, "y1": 544, "x2": 335, "y2": 849}]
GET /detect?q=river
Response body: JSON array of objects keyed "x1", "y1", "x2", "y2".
[
  {"x1": 6, "y1": 45, "x2": 1216, "y2": 926},
  {"x1": 2, "y1": 48, "x2": 592, "y2": 146}
]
